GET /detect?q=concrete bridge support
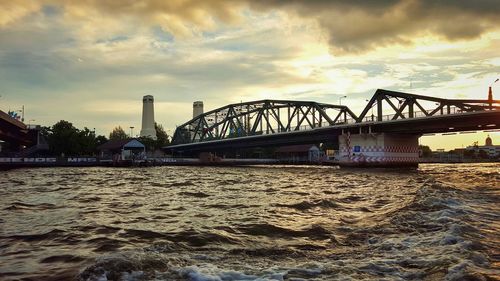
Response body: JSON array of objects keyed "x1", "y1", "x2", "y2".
[{"x1": 338, "y1": 132, "x2": 420, "y2": 167}]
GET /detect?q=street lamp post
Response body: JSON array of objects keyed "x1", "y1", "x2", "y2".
[
  {"x1": 489, "y1": 78, "x2": 499, "y2": 105},
  {"x1": 339, "y1": 95, "x2": 347, "y2": 105}
]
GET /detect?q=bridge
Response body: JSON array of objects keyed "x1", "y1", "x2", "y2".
[
  {"x1": 0, "y1": 110, "x2": 48, "y2": 156},
  {"x1": 166, "y1": 89, "x2": 499, "y2": 166},
  {"x1": 0, "y1": 110, "x2": 31, "y2": 147}
]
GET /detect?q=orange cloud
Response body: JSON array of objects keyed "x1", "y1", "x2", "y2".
[
  {"x1": 1, "y1": 0, "x2": 499, "y2": 53},
  {"x1": 0, "y1": 0, "x2": 40, "y2": 26}
]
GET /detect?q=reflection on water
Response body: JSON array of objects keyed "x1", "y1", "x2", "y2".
[{"x1": 0, "y1": 164, "x2": 498, "y2": 280}]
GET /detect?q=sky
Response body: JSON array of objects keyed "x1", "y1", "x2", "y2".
[{"x1": 0, "y1": 0, "x2": 499, "y2": 150}]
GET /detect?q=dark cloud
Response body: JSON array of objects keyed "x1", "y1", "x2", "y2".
[
  {"x1": 1, "y1": 0, "x2": 499, "y2": 53},
  {"x1": 247, "y1": 0, "x2": 500, "y2": 52}
]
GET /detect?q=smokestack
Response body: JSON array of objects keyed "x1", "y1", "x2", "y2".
[
  {"x1": 193, "y1": 101, "x2": 204, "y2": 118},
  {"x1": 140, "y1": 95, "x2": 157, "y2": 140}
]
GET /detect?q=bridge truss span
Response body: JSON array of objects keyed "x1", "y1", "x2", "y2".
[
  {"x1": 170, "y1": 89, "x2": 499, "y2": 146},
  {"x1": 172, "y1": 100, "x2": 358, "y2": 145},
  {"x1": 358, "y1": 89, "x2": 500, "y2": 122}
]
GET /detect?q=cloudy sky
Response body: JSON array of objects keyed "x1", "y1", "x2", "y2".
[{"x1": 0, "y1": 0, "x2": 499, "y2": 149}]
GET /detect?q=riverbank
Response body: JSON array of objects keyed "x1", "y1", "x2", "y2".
[
  {"x1": 1, "y1": 156, "x2": 498, "y2": 169},
  {"x1": 0, "y1": 157, "x2": 281, "y2": 169}
]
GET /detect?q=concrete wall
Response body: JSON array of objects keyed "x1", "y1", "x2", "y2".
[{"x1": 339, "y1": 133, "x2": 419, "y2": 167}]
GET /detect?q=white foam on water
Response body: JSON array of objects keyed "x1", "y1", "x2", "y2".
[
  {"x1": 95, "y1": 272, "x2": 108, "y2": 281},
  {"x1": 174, "y1": 263, "x2": 327, "y2": 281},
  {"x1": 178, "y1": 265, "x2": 260, "y2": 281},
  {"x1": 152, "y1": 261, "x2": 326, "y2": 281},
  {"x1": 122, "y1": 271, "x2": 145, "y2": 281}
]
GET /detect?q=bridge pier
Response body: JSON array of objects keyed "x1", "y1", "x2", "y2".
[{"x1": 338, "y1": 132, "x2": 420, "y2": 167}]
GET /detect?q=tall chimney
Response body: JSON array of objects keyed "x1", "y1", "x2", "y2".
[
  {"x1": 193, "y1": 101, "x2": 204, "y2": 118},
  {"x1": 140, "y1": 95, "x2": 157, "y2": 140}
]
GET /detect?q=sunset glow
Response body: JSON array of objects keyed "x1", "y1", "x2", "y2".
[{"x1": 1, "y1": 0, "x2": 499, "y2": 149}]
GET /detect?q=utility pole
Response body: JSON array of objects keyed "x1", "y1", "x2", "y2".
[{"x1": 489, "y1": 78, "x2": 499, "y2": 109}]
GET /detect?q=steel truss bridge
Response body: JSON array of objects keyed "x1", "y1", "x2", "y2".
[{"x1": 168, "y1": 89, "x2": 499, "y2": 152}]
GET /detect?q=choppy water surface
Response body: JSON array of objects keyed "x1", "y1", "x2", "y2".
[{"x1": 0, "y1": 164, "x2": 499, "y2": 280}]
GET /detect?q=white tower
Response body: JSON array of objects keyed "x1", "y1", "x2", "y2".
[
  {"x1": 193, "y1": 101, "x2": 204, "y2": 118},
  {"x1": 140, "y1": 95, "x2": 157, "y2": 140},
  {"x1": 191, "y1": 101, "x2": 204, "y2": 141}
]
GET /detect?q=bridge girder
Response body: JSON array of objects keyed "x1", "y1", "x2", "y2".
[
  {"x1": 172, "y1": 99, "x2": 357, "y2": 145},
  {"x1": 0, "y1": 110, "x2": 32, "y2": 146},
  {"x1": 170, "y1": 89, "x2": 499, "y2": 147},
  {"x1": 358, "y1": 89, "x2": 500, "y2": 122}
]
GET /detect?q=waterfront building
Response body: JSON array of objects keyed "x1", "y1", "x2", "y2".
[
  {"x1": 465, "y1": 135, "x2": 500, "y2": 158},
  {"x1": 97, "y1": 139, "x2": 146, "y2": 161},
  {"x1": 275, "y1": 144, "x2": 322, "y2": 163}
]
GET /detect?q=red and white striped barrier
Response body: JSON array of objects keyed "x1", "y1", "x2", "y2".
[{"x1": 338, "y1": 133, "x2": 419, "y2": 166}]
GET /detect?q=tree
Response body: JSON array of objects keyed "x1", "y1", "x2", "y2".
[
  {"x1": 136, "y1": 123, "x2": 171, "y2": 153},
  {"x1": 43, "y1": 120, "x2": 108, "y2": 156},
  {"x1": 109, "y1": 126, "x2": 128, "y2": 140},
  {"x1": 155, "y1": 123, "x2": 170, "y2": 149},
  {"x1": 48, "y1": 120, "x2": 81, "y2": 156},
  {"x1": 95, "y1": 135, "x2": 108, "y2": 147},
  {"x1": 419, "y1": 145, "x2": 432, "y2": 158},
  {"x1": 135, "y1": 123, "x2": 171, "y2": 153}
]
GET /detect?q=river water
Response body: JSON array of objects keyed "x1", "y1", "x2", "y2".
[{"x1": 0, "y1": 164, "x2": 498, "y2": 281}]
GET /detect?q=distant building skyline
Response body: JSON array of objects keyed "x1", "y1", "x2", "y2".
[{"x1": 465, "y1": 135, "x2": 499, "y2": 158}]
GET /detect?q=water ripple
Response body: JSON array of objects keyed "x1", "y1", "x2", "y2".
[{"x1": 0, "y1": 164, "x2": 497, "y2": 280}]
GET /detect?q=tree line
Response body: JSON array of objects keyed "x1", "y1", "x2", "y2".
[
  {"x1": 41, "y1": 120, "x2": 170, "y2": 156},
  {"x1": 108, "y1": 123, "x2": 170, "y2": 151}
]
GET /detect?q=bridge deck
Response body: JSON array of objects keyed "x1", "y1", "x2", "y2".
[{"x1": 0, "y1": 110, "x2": 31, "y2": 146}]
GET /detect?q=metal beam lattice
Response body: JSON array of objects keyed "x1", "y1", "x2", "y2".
[
  {"x1": 357, "y1": 89, "x2": 500, "y2": 122},
  {"x1": 172, "y1": 90, "x2": 500, "y2": 145},
  {"x1": 172, "y1": 100, "x2": 357, "y2": 145}
]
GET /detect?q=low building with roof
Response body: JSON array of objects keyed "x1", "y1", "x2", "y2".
[
  {"x1": 97, "y1": 139, "x2": 146, "y2": 161},
  {"x1": 275, "y1": 144, "x2": 322, "y2": 163}
]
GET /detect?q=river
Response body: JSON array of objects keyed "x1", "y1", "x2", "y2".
[{"x1": 0, "y1": 164, "x2": 498, "y2": 280}]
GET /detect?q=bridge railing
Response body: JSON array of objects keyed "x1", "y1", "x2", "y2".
[
  {"x1": 249, "y1": 118, "x2": 358, "y2": 136},
  {"x1": 209, "y1": 105, "x2": 486, "y2": 139},
  {"x1": 265, "y1": 105, "x2": 475, "y2": 134},
  {"x1": 357, "y1": 105, "x2": 470, "y2": 123}
]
